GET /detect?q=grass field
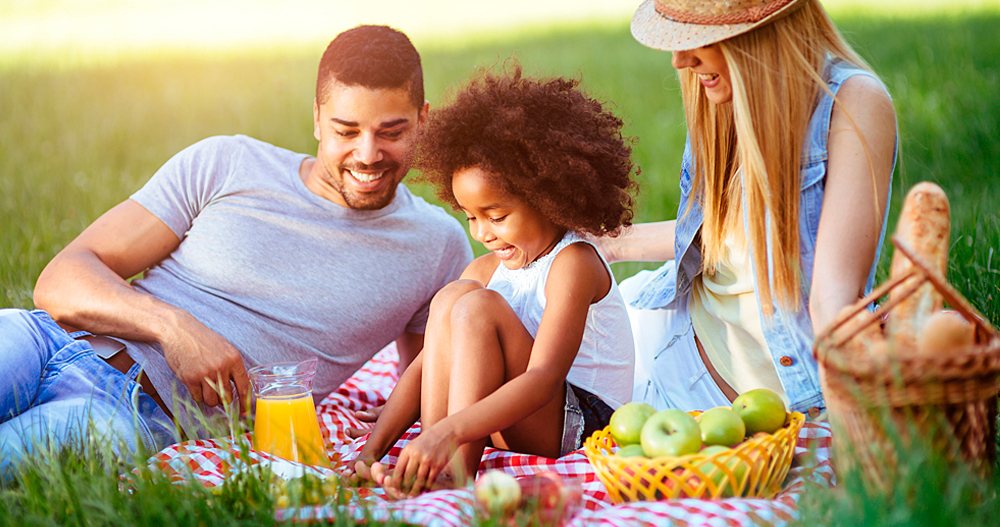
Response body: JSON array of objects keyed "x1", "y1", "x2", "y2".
[{"x1": 1, "y1": 2, "x2": 999, "y2": 525}]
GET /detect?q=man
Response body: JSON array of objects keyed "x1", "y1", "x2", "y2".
[{"x1": 0, "y1": 25, "x2": 472, "y2": 473}]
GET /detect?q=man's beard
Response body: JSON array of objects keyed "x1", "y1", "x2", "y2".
[{"x1": 336, "y1": 160, "x2": 403, "y2": 211}]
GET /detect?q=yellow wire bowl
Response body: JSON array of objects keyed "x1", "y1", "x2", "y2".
[{"x1": 584, "y1": 411, "x2": 805, "y2": 502}]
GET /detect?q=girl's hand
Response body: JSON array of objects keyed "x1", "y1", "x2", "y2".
[
  {"x1": 343, "y1": 455, "x2": 380, "y2": 486},
  {"x1": 384, "y1": 425, "x2": 459, "y2": 498}
]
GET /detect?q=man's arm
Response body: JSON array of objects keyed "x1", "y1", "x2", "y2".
[{"x1": 34, "y1": 199, "x2": 250, "y2": 408}]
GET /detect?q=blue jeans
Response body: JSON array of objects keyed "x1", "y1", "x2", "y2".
[{"x1": 0, "y1": 309, "x2": 177, "y2": 478}]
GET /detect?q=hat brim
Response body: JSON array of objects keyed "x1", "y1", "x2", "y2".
[{"x1": 631, "y1": 0, "x2": 807, "y2": 52}]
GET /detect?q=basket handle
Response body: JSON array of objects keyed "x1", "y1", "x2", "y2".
[
  {"x1": 891, "y1": 236, "x2": 996, "y2": 342},
  {"x1": 814, "y1": 236, "x2": 997, "y2": 360}
]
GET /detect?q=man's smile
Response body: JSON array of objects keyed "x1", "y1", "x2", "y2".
[{"x1": 348, "y1": 169, "x2": 387, "y2": 183}]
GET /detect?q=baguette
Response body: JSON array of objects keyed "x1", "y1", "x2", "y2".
[{"x1": 885, "y1": 182, "x2": 950, "y2": 351}]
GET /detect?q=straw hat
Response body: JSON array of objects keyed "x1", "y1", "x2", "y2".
[{"x1": 631, "y1": 0, "x2": 809, "y2": 52}]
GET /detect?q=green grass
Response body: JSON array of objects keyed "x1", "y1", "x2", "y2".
[
  {"x1": 1, "y1": 7, "x2": 999, "y2": 527},
  {"x1": 796, "y1": 414, "x2": 1000, "y2": 526}
]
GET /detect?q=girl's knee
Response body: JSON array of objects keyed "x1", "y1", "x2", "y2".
[
  {"x1": 449, "y1": 288, "x2": 507, "y2": 327},
  {"x1": 429, "y1": 280, "x2": 484, "y2": 316}
]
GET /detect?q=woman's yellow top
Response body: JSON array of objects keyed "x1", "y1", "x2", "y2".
[{"x1": 690, "y1": 231, "x2": 790, "y2": 407}]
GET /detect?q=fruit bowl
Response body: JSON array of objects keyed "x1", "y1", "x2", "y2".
[{"x1": 584, "y1": 411, "x2": 805, "y2": 502}]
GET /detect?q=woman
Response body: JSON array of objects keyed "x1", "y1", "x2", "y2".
[{"x1": 600, "y1": 0, "x2": 897, "y2": 416}]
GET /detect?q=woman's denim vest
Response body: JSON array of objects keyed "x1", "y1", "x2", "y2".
[{"x1": 629, "y1": 59, "x2": 896, "y2": 413}]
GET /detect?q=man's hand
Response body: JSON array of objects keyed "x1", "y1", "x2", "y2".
[
  {"x1": 345, "y1": 405, "x2": 384, "y2": 439},
  {"x1": 160, "y1": 312, "x2": 250, "y2": 410},
  {"x1": 33, "y1": 196, "x2": 251, "y2": 411}
]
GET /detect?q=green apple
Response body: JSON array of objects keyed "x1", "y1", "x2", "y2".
[
  {"x1": 697, "y1": 407, "x2": 746, "y2": 447},
  {"x1": 640, "y1": 409, "x2": 702, "y2": 458},
  {"x1": 732, "y1": 389, "x2": 787, "y2": 435},
  {"x1": 699, "y1": 444, "x2": 732, "y2": 456},
  {"x1": 698, "y1": 445, "x2": 747, "y2": 497},
  {"x1": 615, "y1": 444, "x2": 648, "y2": 458},
  {"x1": 609, "y1": 402, "x2": 656, "y2": 447}
]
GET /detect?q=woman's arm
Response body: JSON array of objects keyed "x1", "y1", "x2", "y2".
[
  {"x1": 590, "y1": 220, "x2": 677, "y2": 263},
  {"x1": 810, "y1": 75, "x2": 896, "y2": 335}
]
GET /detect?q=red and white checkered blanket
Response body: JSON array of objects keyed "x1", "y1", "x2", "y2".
[{"x1": 148, "y1": 344, "x2": 835, "y2": 525}]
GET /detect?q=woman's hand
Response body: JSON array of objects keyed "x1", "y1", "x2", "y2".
[{"x1": 383, "y1": 424, "x2": 459, "y2": 498}]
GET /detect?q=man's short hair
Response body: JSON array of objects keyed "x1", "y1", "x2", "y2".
[{"x1": 316, "y1": 25, "x2": 424, "y2": 109}]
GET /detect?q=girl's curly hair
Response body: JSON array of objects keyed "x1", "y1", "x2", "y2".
[{"x1": 416, "y1": 65, "x2": 638, "y2": 237}]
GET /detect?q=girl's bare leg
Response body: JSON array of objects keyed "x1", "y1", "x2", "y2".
[
  {"x1": 420, "y1": 280, "x2": 485, "y2": 430},
  {"x1": 446, "y1": 288, "x2": 567, "y2": 482}
]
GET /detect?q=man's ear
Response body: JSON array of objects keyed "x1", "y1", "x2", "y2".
[
  {"x1": 313, "y1": 98, "x2": 322, "y2": 142},
  {"x1": 417, "y1": 99, "x2": 430, "y2": 132}
]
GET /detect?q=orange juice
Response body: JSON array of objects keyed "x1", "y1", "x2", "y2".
[{"x1": 253, "y1": 394, "x2": 330, "y2": 468}]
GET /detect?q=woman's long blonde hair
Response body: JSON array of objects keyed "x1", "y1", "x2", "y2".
[{"x1": 681, "y1": 0, "x2": 874, "y2": 315}]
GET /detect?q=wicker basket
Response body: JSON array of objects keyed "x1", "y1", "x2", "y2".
[
  {"x1": 583, "y1": 411, "x2": 805, "y2": 502},
  {"x1": 814, "y1": 236, "x2": 1000, "y2": 490}
]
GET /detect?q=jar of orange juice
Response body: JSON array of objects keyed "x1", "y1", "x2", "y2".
[{"x1": 249, "y1": 358, "x2": 330, "y2": 468}]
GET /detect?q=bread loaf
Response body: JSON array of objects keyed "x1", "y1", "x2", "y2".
[
  {"x1": 916, "y1": 311, "x2": 975, "y2": 355},
  {"x1": 886, "y1": 182, "x2": 950, "y2": 351}
]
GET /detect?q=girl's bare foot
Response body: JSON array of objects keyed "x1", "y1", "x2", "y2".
[{"x1": 383, "y1": 468, "x2": 465, "y2": 499}]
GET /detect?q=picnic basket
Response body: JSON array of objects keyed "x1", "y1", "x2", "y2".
[
  {"x1": 583, "y1": 410, "x2": 805, "y2": 502},
  {"x1": 814, "y1": 236, "x2": 1000, "y2": 489}
]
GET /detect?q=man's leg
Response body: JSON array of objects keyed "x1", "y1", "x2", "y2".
[
  {"x1": 0, "y1": 309, "x2": 56, "y2": 420},
  {"x1": 0, "y1": 309, "x2": 176, "y2": 478}
]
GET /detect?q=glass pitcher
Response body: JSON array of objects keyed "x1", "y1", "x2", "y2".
[{"x1": 249, "y1": 358, "x2": 330, "y2": 468}]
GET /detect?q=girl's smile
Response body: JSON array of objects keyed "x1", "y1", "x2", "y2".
[{"x1": 452, "y1": 166, "x2": 564, "y2": 270}]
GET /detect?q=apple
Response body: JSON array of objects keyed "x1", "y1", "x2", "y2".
[
  {"x1": 609, "y1": 402, "x2": 656, "y2": 447},
  {"x1": 698, "y1": 445, "x2": 747, "y2": 497},
  {"x1": 732, "y1": 389, "x2": 787, "y2": 435},
  {"x1": 654, "y1": 468, "x2": 698, "y2": 499},
  {"x1": 615, "y1": 443, "x2": 648, "y2": 458},
  {"x1": 697, "y1": 407, "x2": 746, "y2": 447},
  {"x1": 473, "y1": 469, "x2": 521, "y2": 517},
  {"x1": 517, "y1": 472, "x2": 582, "y2": 526},
  {"x1": 640, "y1": 409, "x2": 702, "y2": 458},
  {"x1": 700, "y1": 445, "x2": 731, "y2": 455}
]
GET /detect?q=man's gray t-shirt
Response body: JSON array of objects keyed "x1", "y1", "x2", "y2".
[{"x1": 123, "y1": 135, "x2": 471, "y2": 436}]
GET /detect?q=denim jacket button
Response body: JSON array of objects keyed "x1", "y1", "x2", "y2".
[
  {"x1": 808, "y1": 406, "x2": 821, "y2": 419},
  {"x1": 779, "y1": 356, "x2": 793, "y2": 367}
]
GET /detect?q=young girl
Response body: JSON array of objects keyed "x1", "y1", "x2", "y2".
[
  {"x1": 598, "y1": 0, "x2": 897, "y2": 414},
  {"x1": 348, "y1": 67, "x2": 638, "y2": 497}
]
